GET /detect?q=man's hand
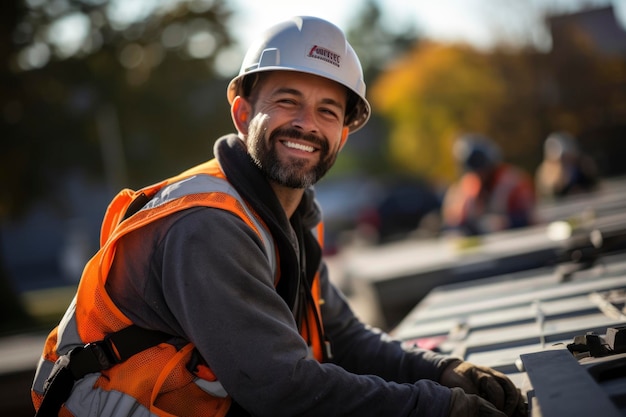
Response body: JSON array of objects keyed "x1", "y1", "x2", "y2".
[
  {"x1": 448, "y1": 387, "x2": 506, "y2": 417},
  {"x1": 441, "y1": 360, "x2": 527, "y2": 417}
]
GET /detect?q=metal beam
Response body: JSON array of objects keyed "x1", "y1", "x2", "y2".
[{"x1": 520, "y1": 349, "x2": 622, "y2": 417}]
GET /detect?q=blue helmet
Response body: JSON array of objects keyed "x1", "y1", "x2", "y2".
[{"x1": 453, "y1": 134, "x2": 501, "y2": 172}]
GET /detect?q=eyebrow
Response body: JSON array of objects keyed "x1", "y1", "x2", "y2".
[{"x1": 274, "y1": 87, "x2": 346, "y2": 113}]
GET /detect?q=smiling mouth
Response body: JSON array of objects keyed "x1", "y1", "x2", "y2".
[{"x1": 282, "y1": 140, "x2": 316, "y2": 153}]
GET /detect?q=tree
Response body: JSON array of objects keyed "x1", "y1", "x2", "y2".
[
  {"x1": 369, "y1": 5, "x2": 626, "y2": 187},
  {"x1": 0, "y1": 0, "x2": 238, "y2": 332},
  {"x1": 0, "y1": 1, "x2": 36, "y2": 333},
  {"x1": 543, "y1": 8, "x2": 626, "y2": 176},
  {"x1": 336, "y1": 0, "x2": 420, "y2": 176},
  {"x1": 5, "y1": 0, "x2": 237, "y2": 191},
  {"x1": 371, "y1": 43, "x2": 510, "y2": 183},
  {"x1": 345, "y1": 0, "x2": 418, "y2": 82}
]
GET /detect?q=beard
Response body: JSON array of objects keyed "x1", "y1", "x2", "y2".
[{"x1": 248, "y1": 125, "x2": 338, "y2": 189}]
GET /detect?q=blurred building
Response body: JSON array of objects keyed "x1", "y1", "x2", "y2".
[
  {"x1": 549, "y1": 6, "x2": 626, "y2": 56},
  {"x1": 544, "y1": 5, "x2": 626, "y2": 178}
]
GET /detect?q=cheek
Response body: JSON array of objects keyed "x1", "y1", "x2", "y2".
[
  {"x1": 247, "y1": 113, "x2": 271, "y2": 140},
  {"x1": 329, "y1": 131, "x2": 346, "y2": 153}
]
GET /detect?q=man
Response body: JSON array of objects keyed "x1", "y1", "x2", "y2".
[
  {"x1": 535, "y1": 131, "x2": 598, "y2": 199},
  {"x1": 442, "y1": 133, "x2": 536, "y2": 236},
  {"x1": 32, "y1": 17, "x2": 526, "y2": 417}
]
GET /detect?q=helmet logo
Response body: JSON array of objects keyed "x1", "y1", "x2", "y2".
[{"x1": 307, "y1": 45, "x2": 341, "y2": 68}]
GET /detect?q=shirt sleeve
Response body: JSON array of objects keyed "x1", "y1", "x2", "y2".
[
  {"x1": 116, "y1": 207, "x2": 453, "y2": 417},
  {"x1": 318, "y1": 261, "x2": 455, "y2": 383}
]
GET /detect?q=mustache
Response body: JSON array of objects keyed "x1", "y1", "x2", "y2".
[{"x1": 269, "y1": 127, "x2": 329, "y2": 153}]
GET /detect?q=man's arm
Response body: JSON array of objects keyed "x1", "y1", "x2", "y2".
[
  {"x1": 318, "y1": 261, "x2": 453, "y2": 383},
  {"x1": 156, "y1": 208, "x2": 453, "y2": 417},
  {"x1": 318, "y1": 261, "x2": 525, "y2": 417}
]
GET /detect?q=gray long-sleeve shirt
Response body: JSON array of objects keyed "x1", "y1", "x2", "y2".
[{"x1": 105, "y1": 136, "x2": 454, "y2": 417}]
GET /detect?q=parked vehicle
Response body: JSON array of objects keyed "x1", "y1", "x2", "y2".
[
  {"x1": 314, "y1": 175, "x2": 442, "y2": 255},
  {"x1": 356, "y1": 176, "x2": 442, "y2": 244},
  {"x1": 314, "y1": 175, "x2": 382, "y2": 255}
]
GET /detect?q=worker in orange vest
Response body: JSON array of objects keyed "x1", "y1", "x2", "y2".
[
  {"x1": 443, "y1": 133, "x2": 536, "y2": 235},
  {"x1": 32, "y1": 17, "x2": 525, "y2": 417}
]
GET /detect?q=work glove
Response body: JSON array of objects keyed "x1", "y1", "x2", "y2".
[
  {"x1": 448, "y1": 387, "x2": 506, "y2": 417},
  {"x1": 440, "y1": 360, "x2": 527, "y2": 417}
]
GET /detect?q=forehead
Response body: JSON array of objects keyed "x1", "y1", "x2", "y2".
[{"x1": 257, "y1": 71, "x2": 347, "y2": 103}]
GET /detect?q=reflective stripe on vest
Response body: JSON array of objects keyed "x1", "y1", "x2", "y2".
[{"x1": 143, "y1": 174, "x2": 276, "y2": 275}]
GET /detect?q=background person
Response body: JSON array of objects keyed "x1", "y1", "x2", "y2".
[
  {"x1": 442, "y1": 133, "x2": 536, "y2": 235},
  {"x1": 535, "y1": 131, "x2": 599, "y2": 199},
  {"x1": 32, "y1": 17, "x2": 525, "y2": 417}
]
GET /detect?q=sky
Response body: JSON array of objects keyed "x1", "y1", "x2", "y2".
[
  {"x1": 228, "y1": 0, "x2": 626, "y2": 52},
  {"x1": 17, "y1": 0, "x2": 626, "y2": 73}
]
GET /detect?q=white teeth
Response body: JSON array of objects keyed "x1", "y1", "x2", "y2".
[{"x1": 284, "y1": 141, "x2": 314, "y2": 152}]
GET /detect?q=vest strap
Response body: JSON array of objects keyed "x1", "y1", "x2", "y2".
[{"x1": 36, "y1": 325, "x2": 170, "y2": 417}]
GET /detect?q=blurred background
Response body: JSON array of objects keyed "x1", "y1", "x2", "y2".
[{"x1": 1, "y1": 0, "x2": 626, "y2": 415}]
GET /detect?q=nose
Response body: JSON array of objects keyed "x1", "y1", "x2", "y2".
[{"x1": 291, "y1": 105, "x2": 318, "y2": 133}]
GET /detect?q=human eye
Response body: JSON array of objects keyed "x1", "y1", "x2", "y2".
[
  {"x1": 275, "y1": 95, "x2": 298, "y2": 106},
  {"x1": 319, "y1": 106, "x2": 340, "y2": 120},
  {"x1": 278, "y1": 97, "x2": 297, "y2": 105},
  {"x1": 272, "y1": 88, "x2": 301, "y2": 106}
]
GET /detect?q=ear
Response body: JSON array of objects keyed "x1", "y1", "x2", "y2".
[
  {"x1": 231, "y1": 96, "x2": 251, "y2": 135},
  {"x1": 339, "y1": 126, "x2": 350, "y2": 150}
]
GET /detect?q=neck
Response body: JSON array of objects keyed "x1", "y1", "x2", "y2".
[{"x1": 270, "y1": 182, "x2": 304, "y2": 219}]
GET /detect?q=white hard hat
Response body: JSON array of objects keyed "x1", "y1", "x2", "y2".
[{"x1": 227, "y1": 16, "x2": 371, "y2": 132}]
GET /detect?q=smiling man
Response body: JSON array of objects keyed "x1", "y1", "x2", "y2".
[
  {"x1": 32, "y1": 16, "x2": 526, "y2": 417},
  {"x1": 235, "y1": 71, "x2": 346, "y2": 192}
]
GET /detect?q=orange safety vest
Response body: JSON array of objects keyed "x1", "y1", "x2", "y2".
[
  {"x1": 32, "y1": 159, "x2": 326, "y2": 417},
  {"x1": 444, "y1": 164, "x2": 535, "y2": 230}
]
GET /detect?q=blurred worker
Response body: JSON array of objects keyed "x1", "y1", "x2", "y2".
[
  {"x1": 32, "y1": 17, "x2": 525, "y2": 417},
  {"x1": 535, "y1": 131, "x2": 598, "y2": 199},
  {"x1": 442, "y1": 133, "x2": 536, "y2": 235}
]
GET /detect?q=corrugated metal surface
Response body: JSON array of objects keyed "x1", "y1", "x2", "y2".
[
  {"x1": 340, "y1": 177, "x2": 626, "y2": 329},
  {"x1": 392, "y1": 248, "x2": 626, "y2": 416}
]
